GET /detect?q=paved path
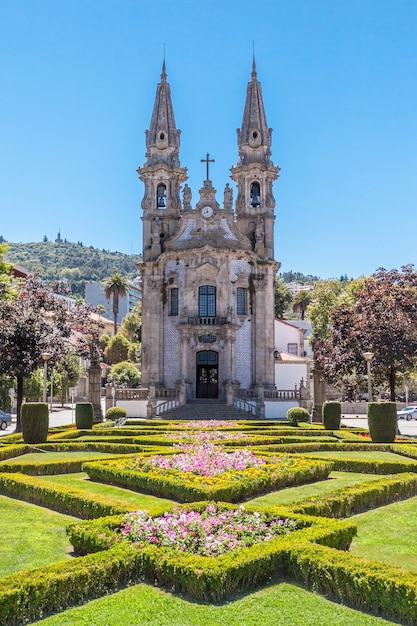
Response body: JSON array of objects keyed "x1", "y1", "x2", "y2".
[{"x1": 2, "y1": 406, "x2": 417, "y2": 438}]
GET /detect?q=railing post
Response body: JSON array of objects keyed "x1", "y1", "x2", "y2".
[{"x1": 256, "y1": 383, "x2": 265, "y2": 419}]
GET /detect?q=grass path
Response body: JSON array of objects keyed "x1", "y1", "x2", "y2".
[
  {"x1": 34, "y1": 580, "x2": 396, "y2": 626},
  {"x1": 0, "y1": 495, "x2": 75, "y2": 577},
  {"x1": 350, "y1": 495, "x2": 417, "y2": 572},
  {"x1": 247, "y1": 470, "x2": 384, "y2": 506}
]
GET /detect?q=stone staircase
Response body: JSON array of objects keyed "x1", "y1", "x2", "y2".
[{"x1": 159, "y1": 399, "x2": 255, "y2": 421}]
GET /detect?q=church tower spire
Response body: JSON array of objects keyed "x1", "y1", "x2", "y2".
[
  {"x1": 138, "y1": 62, "x2": 187, "y2": 261},
  {"x1": 145, "y1": 60, "x2": 181, "y2": 162},
  {"x1": 231, "y1": 60, "x2": 279, "y2": 260},
  {"x1": 237, "y1": 56, "x2": 272, "y2": 161}
]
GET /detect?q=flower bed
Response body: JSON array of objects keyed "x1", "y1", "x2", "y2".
[
  {"x1": 165, "y1": 430, "x2": 249, "y2": 442},
  {"x1": 83, "y1": 445, "x2": 332, "y2": 502},
  {"x1": 121, "y1": 503, "x2": 298, "y2": 556}
]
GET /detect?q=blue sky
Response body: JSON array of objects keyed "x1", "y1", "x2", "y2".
[{"x1": 0, "y1": 0, "x2": 416, "y2": 279}]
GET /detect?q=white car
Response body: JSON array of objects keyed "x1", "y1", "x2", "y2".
[{"x1": 397, "y1": 406, "x2": 417, "y2": 421}]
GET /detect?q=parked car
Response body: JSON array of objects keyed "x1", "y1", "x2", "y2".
[
  {"x1": 0, "y1": 409, "x2": 12, "y2": 430},
  {"x1": 397, "y1": 406, "x2": 417, "y2": 421}
]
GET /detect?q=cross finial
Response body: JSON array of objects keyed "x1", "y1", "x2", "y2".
[{"x1": 201, "y1": 152, "x2": 215, "y2": 180}]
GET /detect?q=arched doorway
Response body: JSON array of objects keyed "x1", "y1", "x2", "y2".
[{"x1": 196, "y1": 351, "x2": 218, "y2": 398}]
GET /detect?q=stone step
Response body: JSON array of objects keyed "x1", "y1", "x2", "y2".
[{"x1": 159, "y1": 401, "x2": 254, "y2": 421}]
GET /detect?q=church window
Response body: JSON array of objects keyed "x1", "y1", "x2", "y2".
[
  {"x1": 287, "y1": 343, "x2": 298, "y2": 356},
  {"x1": 157, "y1": 183, "x2": 166, "y2": 208},
  {"x1": 199, "y1": 285, "x2": 216, "y2": 318},
  {"x1": 250, "y1": 182, "x2": 260, "y2": 208},
  {"x1": 236, "y1": 287, "x2": 247, "y2": 315},
  {"x1": 169, "y1": 288, "x2": 178, "y2": 316}
]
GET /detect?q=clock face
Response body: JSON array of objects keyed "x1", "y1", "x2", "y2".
[{"x1": 202, "y1": 206, "x2": 213, "y2": 218}]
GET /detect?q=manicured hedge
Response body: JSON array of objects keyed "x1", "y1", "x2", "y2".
[
  {"x1": 0, "y1": 444, "x2": 28, "y2": 461},
  {"x1": 82, "y1": 455, "x2": 333, "y2": 503},
  {"x1": 282, "y1": 542, "x2": 417, "y2": 625},
  {"x1": 1, "y1": 528, "x2": 416, "y2": 625},
  {"x1": 291, "y1": 472, "x2": 417, "y2": 518},
  {"x1": 0, "y1": 472, "x2": 132, "y2": 518}
]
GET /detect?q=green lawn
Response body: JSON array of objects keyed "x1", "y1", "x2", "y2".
[
  {"x1": 247, "y1": 471, "x2": 384, "y2": 506},
  {"x1": 37, "y1": 472, "x2": 175, "y2": 508},
  {"x1": 350, "y1": 495, "x2": 417, "y2": 572},
  {"x1": 0, "y1": 451, "x2": 121, "y2": 464},
  {"x1": 0, "y1": 495, "x2": 76, "y2": 577},
  {"x1": 303, "y1": 450, "x2": 408, "y2": 461},
  {"x1": 34, "y1": 580, "x2": 396, "y2": 626}
]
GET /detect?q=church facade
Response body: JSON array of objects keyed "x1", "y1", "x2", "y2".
[{"x1": 138, "y1": 61, "x2": 280, "y2": 404}]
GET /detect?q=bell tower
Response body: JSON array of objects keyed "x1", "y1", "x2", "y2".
[
  {"x1": 137, "y1": 62, "x2": 187, "y2": 261},
  {"x1": 230, "y1": 59, "x2": 279, "y2": 260}
]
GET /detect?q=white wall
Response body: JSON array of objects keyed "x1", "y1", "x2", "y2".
[{"x1": 275, "y1": 363, "x2": 307, "y2": 390}]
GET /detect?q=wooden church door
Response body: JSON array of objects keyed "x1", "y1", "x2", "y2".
[{"x1": 196, "y1": 351, "x2": 218, "y2": 398}]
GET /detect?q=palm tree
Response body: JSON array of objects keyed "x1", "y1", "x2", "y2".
[
  {"x1": 104, "y1": 273, "x2": 129, "y2": 335},
  {"x1": 292, "y1": 290, "x2": 312, "y2": 320}
]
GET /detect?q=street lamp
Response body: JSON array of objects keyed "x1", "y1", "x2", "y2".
[
  {"x1": 41, "y1": 353, "x2": 51, "y2": 403},
  {"x1": 363, "y1": 352, "x2": 374, "y2": 402}
]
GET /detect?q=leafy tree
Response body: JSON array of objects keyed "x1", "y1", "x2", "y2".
[
  {"x1": 108, "y1": 361, "x2": 141, "y2": 387},
  {"x1": 307, "y1": 280, "x2": 344, "y2": 345},
  {"x1": 0, "y1": 275, "x2": 73, "y2": 430},
  {"x1": 0, "y1": 243, "x2": 14, "y2": 298},
  {"x1": 104, "y1": 273, "x2": 129, "y2": 334},
  {"x1": 119, "y1": 312, "x2": 141, "y2": 343},
  {"x1": 71, "y1": 302, "x2": 104, "y2": 366},
  {"x1": 274, "y1": 278, "x2": 292, "y2": 319},
  {"x1": 100, "y1": 333, "x2": 111, "y2": 355},
  {"x1": 292, "y1": 290, "x2": 312, "y2": 320},
  {"x1": 105, "y1": 334, "x2": 130, "y2": 364},
  {"x1": 23, "y1": 369, "x2": 43, "y2": 401},
  {"x1": 315, "y1": 266, "x2": 417, "y2": 400},
  {"x1": 53, "y1": 350, "x2": 82, "y2": 405}
]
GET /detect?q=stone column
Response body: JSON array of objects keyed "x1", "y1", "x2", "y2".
[
  {"x1": 88, "y1": 364, "x2": 103, "y2": 422},
  {"x1": 312, "y1": 365, "x2": 326, "y2": 422},
  {"x1": 256, "y1": 382, "x2": 265, "y2": 419}
]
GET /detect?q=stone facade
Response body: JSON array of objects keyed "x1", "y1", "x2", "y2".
[{"x1": 138, "y1": 61, "x2": 280, "y2": 402}]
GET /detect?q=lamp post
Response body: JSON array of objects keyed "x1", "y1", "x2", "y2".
[
  {"x1": 363, "y1": 352, "x2": 374, "y2": 402},
  {"x1": 41, "y1": 353, "x2": 51, "y2": 404}
]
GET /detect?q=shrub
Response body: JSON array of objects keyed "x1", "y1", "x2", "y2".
[
  {"x1": 367, "y1": 402, "x2": 397, "y2": 443},
  {"x1": 105, "y1": 406, "x2": 127, "y2": 421},
  {"x1": 75, "y1": 403, "x2": 94, "y2": 429},
  {"x1": 287, "y1": 407, "x2": 310, "y2": 426},
  {"x1": 322, "y1": 402, "x2": 341, "y2": 430},
  {"x1": 21, "y1": 403, "x2": 49, "y2": 444},
  {"x1": 108, "y1": 361, "x2": 141, "y2": 387}
]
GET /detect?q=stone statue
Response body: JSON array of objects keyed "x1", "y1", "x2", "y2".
[
  {"x1": 182, "y1": 184, "x2": 192, "y2": 210},
  {"x1": 223, "y1": 183, "x2": 233, "y2": 210}
]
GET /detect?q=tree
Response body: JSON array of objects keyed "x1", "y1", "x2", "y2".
[
  {"x1": 292, "y1": 290, "x2": 312, "y2": 320},
  {"x1": 274, "y1": 278, "x2": 292, "y2": 319},
  {"x1": 108, "y1": 361, "x2": 141, "y2": 387},
  {"x1": 0, "y1": 275, "x2": 72, "y2": 431},
  {"x1": 119, "y1": 311, "x2": 141, "y2": 343},
  {"x1": 53, "y1": 350, "x2": 82, "y2": 405},
  {"x1": 315, "y1": 266, "x2": 417, "y2": 401},
  {"x1": 104, "y1": 273, "x2": 129, "y2": 334},
  {"x1": 105, "y1": 334, "x2": 130, "y2": 364}
]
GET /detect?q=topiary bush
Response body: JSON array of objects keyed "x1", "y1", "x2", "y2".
[
  {"x1": 367, "y1": 402, "x2": 397, "y2": 443},
  {"x1": 21, "y1": 403, "x2": 49, "y2": 444},
  {"x1": 287, "y1": 407, "x2": 310, "y2": 426},
  {"x1": 105, "y1": 406, "x2": 127, "y2": 421},
  {"x1": 75, "y1": 403, "x2": 94, "y2": 429},
  {"x1": 322, "y1": 402, "x2": 341, "y2": 430}
]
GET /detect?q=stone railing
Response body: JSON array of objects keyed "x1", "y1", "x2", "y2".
[
  {"x1": 187, "y1": 316, "x2": 228, "y2": 326},
  {"x1": 155, "y1": 398, "x2": 181, "y2": 416},
  {"x1": 233, "y1": 398, "x2": 256, "y2": 416}
]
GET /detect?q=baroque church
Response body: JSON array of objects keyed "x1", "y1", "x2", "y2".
[{"x1": 138, "y1": 61, "x2": 280, "y2": 406}]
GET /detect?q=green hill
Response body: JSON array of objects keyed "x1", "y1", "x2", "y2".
[{"x1": 5, "y1": 240, "x2": 142, "y2": 297}]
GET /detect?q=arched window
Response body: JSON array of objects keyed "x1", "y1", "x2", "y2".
[
  {"x1": 157, "y1": 183, "x2": 166, "y2": 208},
  {"x1": 198, "y1": 285, "x2": 216, "y2": 318},
  {"x1": 250, "y1": 182, "x2": 260, "y2": 208}
]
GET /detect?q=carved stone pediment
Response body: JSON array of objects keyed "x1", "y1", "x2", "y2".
[{"x1": 194, "y1": 262, "x2": 219, "y2": 279}]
